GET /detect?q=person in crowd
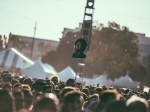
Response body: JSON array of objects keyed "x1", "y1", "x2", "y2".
[
  {"x1": 11, "y1": 79, "x2": 20, "y2": 87},
  {"x1": 53, "y1": 89, "x2": 61, "y2": 100},
  {"x1": 50, "y1": 75, "x2": 60, "y2": 87},
  {"x1": 32, "y1": 79, "x2": 44, "y2": 96},
  {"x1": 95, "y1": 90, "x2": 120, "y2": 112},
  {"x1": 23, "y1": 78, "x2": 33, "y2": 90},
  {"x1": 23, "y1": 90, "x2": 33, "y2": 111},
  {"x1": 33, "y1": 92, "x2": 43, "y2": 107},
  {"x1": 126, "y1": 95, "x2": 149, "y2": 112},
  {"x1": 13, "y1": 83, "x2": 22, "y2": 90},
  {"x1": 66, "y1": 78, "x2": 76, "y2": 87},
  {"x1": 42, "y1": 85, "x2": 53, "y2": 93},
  {"x1": 13, "y1": 89, "x2": 25, "y2": 112},
  {"x1": 0, "y1": 90, "x2": 16, "y2": 112},
  {"x1": 64, "y1": 91, "x2": 84, "y2": 112},
  {"x1": 82, "y1": 88, "x2": 90, "y2": 97},
  {"x1": 21, "y1": 84, "x2": 32, "y2": 91},
  {"x1": 59, "y1": 83, "x2": 66, "y2": 90},
  {"x1": 34, "y1": 93, "x2": 61, "y2": 112},
  {"x1": 104, "y1": 100, "x2": 127, "y2": 112},
  {"x1": 94, "y1": 87, "x2": 103, "y2": 94},
  {"x1": 60, "y1": 86, "x2": 76, "y2": 104},
  {"x1": 89, "y1": 86, "x2": 95, "y2": 95},
  {"x1": 2, "y1": 82, "x2": 12, "y2": 91},
  {"x1": 0, "y1": 73, "x2": 13, "y2": 87}
]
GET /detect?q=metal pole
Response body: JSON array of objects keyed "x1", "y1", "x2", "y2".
[{"x1": 30, "y1": 22, "x2": 37, "y2": 59}]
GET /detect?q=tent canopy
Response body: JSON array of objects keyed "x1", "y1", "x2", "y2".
[
  {"x1": 57, "y1": 66, "x2": 79, "y2": 82},
  {"x1": 21, "y1": 60, "x2": 56, "y2": 79},
  {"x1": 0, "y1": 48, "x2": 33, "y2": 69}
]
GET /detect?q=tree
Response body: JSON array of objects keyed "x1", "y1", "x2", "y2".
[
  {"x1": 42, "y1": 32, "x2": 80, "y2": 71},
  {"x1": 42, "y1": 22, "x2": 146, "y2": 81},
  {"x1": 0, "y1": 35, "x2": 7, "y2": 51},
  {"x1": 38, "y1": 41, "x2": 47, "y2": 56},
  {"x1": 9, "y1": 35, "x2": 19, "y2": 47},
  {"x1": 45, "y1": 43, "x2": 54, "y2": 54},
  {"x1": 17, "y1": 39, "x2": 28, "y2": 52}
]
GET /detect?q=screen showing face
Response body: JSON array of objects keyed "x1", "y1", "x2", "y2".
[{"x1": 75, "y1": 42, "x2": 82, "y2": 51}]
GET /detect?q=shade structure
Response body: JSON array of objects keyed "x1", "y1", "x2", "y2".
[
  {"x1": 0, "y1": 48, "x2": 33, "y2": 70},
  {"x1": 57, "y1": 66, "x2": 79, "y2": 82},
  {"x1": 21, "y1": 60, "x2": 57, "y2": 79},
  {"x1": 114, "y1": 75, "x2": 140, "y2": 88}
]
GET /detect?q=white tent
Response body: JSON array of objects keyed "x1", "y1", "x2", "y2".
[
  {"x1": 95, "y1": 75, "x2": 113, "y2": 87},
  {"x1": 57, "y1": 66, "x2": 79, "y2": 82},
  {"x1": 114, "y1": 75, "x2": 140, "y2": 88},
  {"x1": 0, "y1": 48, "x2": 33, "y2": 70},
  {"x1": 82, "y1": 78, "x2": 94, "y2": 85},
  {"x1": 21, "y1": 60, "x2": 56, "y2": 79}
]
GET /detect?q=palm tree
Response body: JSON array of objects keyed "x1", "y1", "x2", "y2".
[
  {"x1": 17, "y1": 39, "x2": 28, "y2": 52},
  {"x1": 38, "y1": 41, "x2": 47, "y2": 56}
]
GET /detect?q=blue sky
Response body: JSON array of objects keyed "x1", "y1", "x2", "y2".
[{"x1": 0, "y1": 0, "x2": 150, "y2": 41}]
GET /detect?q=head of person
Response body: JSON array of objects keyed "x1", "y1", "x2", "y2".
[
  {"x1": 95, "y1": 87, "x2": 103, "y2": 94},
  {"x1": 126, "y1": 95, "x2": 149, "y2": 112},
  {"x1": 0, "y1": 90, "x2": 16, "y2": 112},
  {"x1": 33, "y1": 92, "x2": 43, "y2": 107},
  {"x1": 89, "y1": 86, "x2": 95, "y2": 95},
  {"x1": 23, "y1": 78, "x2": 33, "y2": 89},
  {"x1": 82, "y1": 88, "x2": 90, "y2": 96},
  {"x1": 59, "y1": 83, "x2": 66, "y2": 90},
  {"x1": 34, "y1": 79, "x2": 44, "y2": 92},
  {"x1": 3, "y1": 73, "x2": 13, "y2": 82},
  {"x1": 11, "y1": 79, "x2": 20, "y2": 86},
  {"x1": 13, "y1": 89, "x2": 24, "y2": 111},
  {"x1": 88, "y1": 94, "x2": 99, "y2": 102},
  {"x1": 50, "y1": 76, "x2": 59, "y2": 85},
  {"x1": 60, "y1": 86, "x2": 76, "y2": 105},
  {"x1": 21, "y1": 84, "x2": 31, "y2": 91},
  {"x1": 3, "y1": 82, "x2": 12, "y2": 91},
  {"x1": 13, "y1": 83, "x2": 22, "y2": 90},
  {"x1": 74, "y1": 38, "x2": 87, "y2": 52},
  {"x1": 53, "y1": 89, "x2": 60, "y2": 100},
  {"x1": 34, "y1": 93, "x2": 61, "y2": 112},
  {"x1": 64, "y1": 91, "x2": 84, "y2": 112},
  {"x1": 104, "y1": 100, "x2": 127, "y2": 112},
  {"x1": 42, "y1": 85, "x2": 53, "y2": 93},
  {"x1": 22, "y1": 90, "x2": 33, "y2": 111},
  {"x1": 66, "y1": 78, "x2": 75, "y2": 87}
]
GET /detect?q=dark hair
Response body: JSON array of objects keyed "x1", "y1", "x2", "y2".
[
  {"x1": 13, "y1": 89, "x2": 24, "y2": 111},
  {"x1": 74, "y1": 38, "x2": 87, "y2": 52},
  {"x1": 23, "y1": 90, "x2": 33, "y2": 110},
  {"x1": 59, "y1": 83, "x2": 66, "y2": 90},
  {"x1": 60, "y1": 87, "x2": 76, "y2": 99},
  {"x1": 95, "y1": 87, "x2": 103, "y2": 92},
  {"x1": 100, "y1": 90, "x2": 119, "y2": 103},
  {"x1": 13, "y1": 83, "x2": 21, "y2": 88},
  {"x1": 34, "y1": 95, "x2": 60, "y2": 112},
  {"x1": 66, "y1": 78, "x2": 75, "y2": 86},
  {"x1": 105, "y1": 100, "x2": 127, "y2": 112},
  {"x1": 42, "y1": 86, "x2": 52, "y2": 93},
  {"x1": 82, "y1": 88, "x2": 90, "y2": 96},
  {"x1": 64, "y1": 91, "x2": 82, "y2": 105},
  {"x1": 0, "y1": 90, "x2": 15, "y2": 112}
]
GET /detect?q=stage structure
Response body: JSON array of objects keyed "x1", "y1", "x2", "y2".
[{"x1": 74, "y1": 0, "x2": 95, "y2": 81}]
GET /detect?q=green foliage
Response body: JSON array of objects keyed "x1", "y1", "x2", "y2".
[
  {"x1": 0, "y1": 35, "x2": 7, "y2": 51},
  {"x1": 42, "y1": 22, "x2": 146, "y2": 81}
]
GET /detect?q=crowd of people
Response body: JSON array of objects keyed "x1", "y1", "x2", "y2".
[{"x1": 0, "y1": 70, "x2": 150, "y2": 112}]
